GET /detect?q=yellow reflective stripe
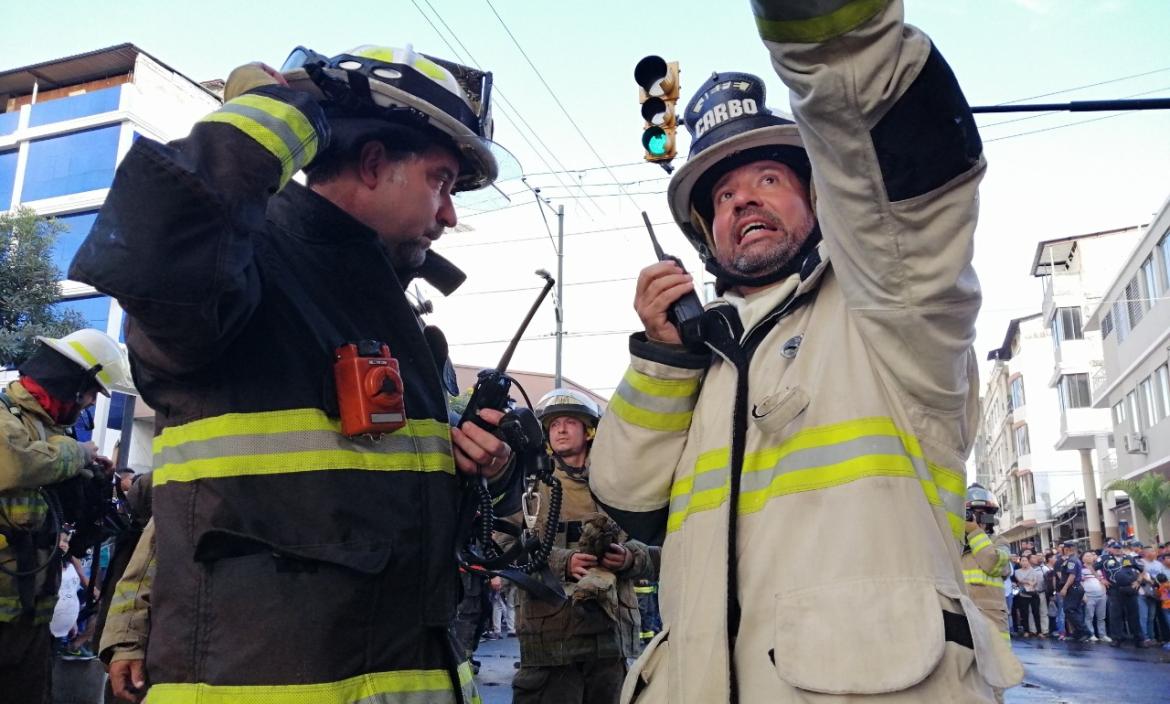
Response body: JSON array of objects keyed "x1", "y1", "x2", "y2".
[
  {"x1": 968, "y1": 532, "x2": 993, "y2": 554},
  {"x1": 621, "y1": 368, "x2": 701, "y2": 399},
  {"x1": 634, "y1": 586, "x2": 656, "y2": 594},
  {"x1": 147, "y1": 666, "x2": 470, "y2": 704},
  {"x1": 1000, "y1": 630, "x2": 1011, "y2": 641},
  {"x1": 0, "y1": 493, "x2": 49, "y2": 528},
  {"x1": 201, "y1": 94, "x2": 319, "y2": 187},
  {"x1": 108, "y1": 571, "x2": 152, "y2": 617},
  {"x1": 153, "y1": 409, "x2": 454, "y2": 486},
  {"x1": 963, "y1": 569, "x2": 1005, "y2": 587},
  {"x1": 738, "y1": 453, "x2": 917, "y2": 515},
  {"x1": 0, "y1": 596, "x2": 57, "y2": 624},
  {"x1": 67, "y1": 340, "x2": 112, "y2": 386},
  {"x1": 608, "y1": 394, "x2": 693, "y2": 432},
  {"x1": 993, "y1": 550, "x2": 1011, "y2": 575},
  {"x1": 155, "y1": 408, "x2": 344, "y2": 450},
  {"x1": 667, "y1": 417, "x2": 965, "y2": 535},
  {"x1": 754, "y1": 0, "x2": 887, "y2": 44}
]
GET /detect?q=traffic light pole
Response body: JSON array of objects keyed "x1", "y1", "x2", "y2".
[{"x1": 555, "y1": 204, "x2": 564, "y2": 389}]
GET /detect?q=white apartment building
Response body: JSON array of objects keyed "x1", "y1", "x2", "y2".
[
  {"x1": 1, "y1": 44, "x2": 220, "y2": 469},
  {"x1": 1030, "y1": 226, "x2": 1142, "y2": 547},
  {"x1": 980, "y1": 314, "x2": 1088, "y2": 551},
  {"x1": 1086, "y1": 196, "x2": 1170, "y2": 544}
]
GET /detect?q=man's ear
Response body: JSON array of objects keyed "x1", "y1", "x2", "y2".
[{"x1": 356, "y1": 141, "x2": 386, "y2": 189}]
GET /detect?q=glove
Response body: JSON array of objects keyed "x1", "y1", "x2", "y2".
[{"x1": 224, "y1": 62, "x2": 289, "y2": 102}]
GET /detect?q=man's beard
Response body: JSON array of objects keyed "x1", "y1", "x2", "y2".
[{"x1": 717, "y1": 209, "x2": 815, "y2": 277}]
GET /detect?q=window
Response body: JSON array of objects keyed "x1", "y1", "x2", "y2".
[
  {"x1": 1052, "y1": 307, "x2": 1084, "y2": 344},
  {"x1": 1125, "y1": 277, "x2": 1144, "y2": 329},
  {"x1": 0, "y1": 149, "x2": 17, "y2": 209},
  {"x1": 1160, "y1": 231, "x2": 1170, "y2": 292},
  {"x1": 1141, "y1": 255, "x2": 1161, "y2": 307},
  {"x1": 1014, "y1": 425, "x2": 1031, "y2": 456},
  {"x1": 1141, "y1": 376, "x2": 1160, "y2": 426},
  {"x1": 27, "y1": 87, "x2": 121, "y2": 128},
  {"x1": 1009, "y1": 376, "x2": 1026, "y2": 410},
  {"x1": 1102, "y1": 311, "x2": 1114, "y2": 339},
  {"x1": 21, "y1": 125, "x2": 120, "y2": 202},
  {"x1": 1128, "y1": 390, "x2": 1144, "y2": 431},
  {"x1": 1156, "y1": 365, "x2": 1170, "y2": 422},
  {"x1": 1112, "y1": 400, "x2": 1127, "y2": 427},
  {"x1": 1059, "y1": 373, "x2": 1092, "y2": 410},
  {"x1": 1114, "y1": 299, "x2": 1131, "y2": 342},
  {"x1": 49, "y1": 211, "x2": 99, "y2": 278},
  {"x1": 1022, "y1": 473, "x2": 1036, "y2": 504}
]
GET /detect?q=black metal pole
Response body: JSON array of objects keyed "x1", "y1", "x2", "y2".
[{"x1": 972, "y1": 97, "x2": 1170, "y2": 114}]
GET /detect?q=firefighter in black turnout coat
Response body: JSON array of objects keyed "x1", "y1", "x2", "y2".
[{"x1": 69, "y1": 46, "x2": 515, "y2": 703}]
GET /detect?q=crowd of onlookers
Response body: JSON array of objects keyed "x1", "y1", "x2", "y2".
[{"x1": 1005, "y1": 538, "x2": 1170, "y2": 650}]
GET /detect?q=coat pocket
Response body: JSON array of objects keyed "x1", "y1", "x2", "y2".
[
  {"x1": 750, "y1": 385, "x2": 809, "y2": 436},
  {"x1": 621, "y1": 627, "x2": 669, "y2": 704},
  {"x1": 772, "y1": 579, "x2": 944, "y2": 694}
]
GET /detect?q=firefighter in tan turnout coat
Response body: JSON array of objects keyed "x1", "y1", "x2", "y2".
[{"x1": 589, "y1": 1, "x2": 1024, "y2": 702}]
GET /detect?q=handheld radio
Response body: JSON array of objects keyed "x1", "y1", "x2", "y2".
[{"x1": 643, "y1": 212, "x2": 706, "y2": 351}]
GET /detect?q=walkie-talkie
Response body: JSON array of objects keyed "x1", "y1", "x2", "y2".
[{"x1": 643, "y1": 212, "x2": 706, "y2": 351}]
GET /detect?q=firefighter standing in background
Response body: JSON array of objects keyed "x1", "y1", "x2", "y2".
[
  {"x1": 961, "y1": 484, "x2": 1012, "y2": 636},
  {"x1": 590, "y1": 1, "x2": 1023, "y2": 701},
  {"x1": 512, "y1": 389, "x2": 657, "y2": 704},
  {"x1": 1, "y1": 330, "x2": 128, "y2": 703},
  {"x1": 69, "y1": 44, "x2": 515, "y2": 703}
]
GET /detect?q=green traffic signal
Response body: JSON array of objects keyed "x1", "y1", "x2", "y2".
[{"x1": 642, "y1": 127, "x2": 668, "y2": 156}]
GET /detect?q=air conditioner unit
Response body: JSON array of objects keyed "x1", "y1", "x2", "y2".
[{"x1": 1123, "y1": 433, "x2": 1148, "y2": 455}]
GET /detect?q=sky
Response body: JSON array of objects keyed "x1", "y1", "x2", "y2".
[{"x1": 3, "y1": 0, "x2": 1170, "y2": 400}]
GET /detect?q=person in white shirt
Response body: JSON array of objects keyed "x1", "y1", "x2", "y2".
[
  {"x1": 49, "y1": 535, "x2": 81, "y2": 643},
  {"x1": 1081, "y1": 552, "x2": 1109, "y2": 642}
]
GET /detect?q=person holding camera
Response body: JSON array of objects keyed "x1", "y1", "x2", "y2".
[
  {"x1": 68, "y1": 45, "x2": 514, "y2": 704},
  {"x1": 961, "y1": 485, "x2": 1012, "y2": 639},
  {"x1": 1, "y1": 329, "x2": 128, "y2": 703}
]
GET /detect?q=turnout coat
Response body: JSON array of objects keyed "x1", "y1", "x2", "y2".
[
  {"x1": 70, "y1": 83, "x2": 478, "y2": 702},
  {"x1": 590, "y1": 1, "x2": 1024, "y2": 701}
]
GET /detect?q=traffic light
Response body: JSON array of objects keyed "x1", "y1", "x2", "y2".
[{"x1": 635, "y1": 55, "x2": 680, "y2": 165}]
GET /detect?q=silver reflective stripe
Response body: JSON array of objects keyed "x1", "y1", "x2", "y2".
[
  {"x1": 154, "y1": 429, "x2": 452, "y2": 468},
  {"x1": 614, "y1": 378, "x2": 699, "y2": 416},
  {"x1": 215, "y1": 100, "x2": 307, "y2": 165}
]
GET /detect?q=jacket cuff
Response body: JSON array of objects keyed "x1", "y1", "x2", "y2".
[
  {"x1": 753, "y1": 0, "x2": 887, "y2": 44},
  {"x1": 629, "y1": 333, "x2": 709, "y2": 370}
]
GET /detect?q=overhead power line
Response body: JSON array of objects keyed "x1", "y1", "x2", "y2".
[
  {"x1": 484, "y1": 0, "x2": 646, "y2": 213},
  {"x1": 410, "y1": 0, "x2": 606, "y2": 218}
]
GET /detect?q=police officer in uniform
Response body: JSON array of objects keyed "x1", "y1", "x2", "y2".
[
  {"x1": 1, "y1": 330, "x2": 129, "y2": 703},
  {"x1": 1101, "y1": 539, "x2": 1144, "y2": 647},
  {"x1": 512, "y1": 389, "x2": 657, "y2": 704}
]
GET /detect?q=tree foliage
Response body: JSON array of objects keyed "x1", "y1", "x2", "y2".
[
  {"x1": 0, "y1": 206, "x2": 87, "y2": 367},
  {"x1": 1106, "y1": 473, "x2": 1170, "y2": 541}
]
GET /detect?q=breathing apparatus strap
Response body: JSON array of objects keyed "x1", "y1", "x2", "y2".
[{"x1": 552, "y1": 454, "x2": 588, "y2": 483}]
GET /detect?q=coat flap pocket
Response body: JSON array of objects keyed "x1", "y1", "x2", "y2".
[
  {"x1": 773, "y1": 579, "x2": 943, "y2": 694},
  {"x1": 751, "y1": 386, "x2": 809, "y2": 435}
]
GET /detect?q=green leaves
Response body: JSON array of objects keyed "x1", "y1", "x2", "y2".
[
  {"x1": 0, "y1": 207, "x2": 86, "y2": 368},
  {"x1": 1105, "y1": 473, "x2": 1170, "y2": 540}
]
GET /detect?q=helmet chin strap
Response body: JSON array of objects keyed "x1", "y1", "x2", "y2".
[
  {"x1": 707, "y1": 225, "x2": 822, "y2": 295},
  {"x1": 551, "y1": 452, "x2": 589, "y2": 483}
]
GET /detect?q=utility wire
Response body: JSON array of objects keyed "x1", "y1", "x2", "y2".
[
  {"x1": 452, "y1": 275, "x2": 638, "y2": 298},
  {"x1": 410, "y1": 0, "x2": 606, "y2": 218},
  {"x1": 440, "y1": 220, "x2": 676, "y2": 249},
  {"x1": 979, "y1": 85, "x2": 1170, "y2": 129},
  {"x1": 996, "y1": 66, "x2": 1170, "y2": 106},
  {"x1": 484, "y1": 0, "x2": 647, "y2": 213},
  {"x1": 448, "y1": 329, "x2": 638, "y2": 347}
]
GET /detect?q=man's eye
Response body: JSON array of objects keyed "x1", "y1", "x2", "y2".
[
  {"x1": 718, "y1": 191, "x2": 732, "y2": 202},
  {"x1": 762, "y1": 175, "x2": 776, "y2": 185}
]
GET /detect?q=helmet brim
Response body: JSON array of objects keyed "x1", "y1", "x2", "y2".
[
  {"x1": 285, "y1": 67, "x2": 504, "y2": 192},
  {"x1": 668, "y1": 123, "x2": 805, "y2": 255},
  {"x1": 36, "y1": 336, "x2": 111, "y2": 396}
]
